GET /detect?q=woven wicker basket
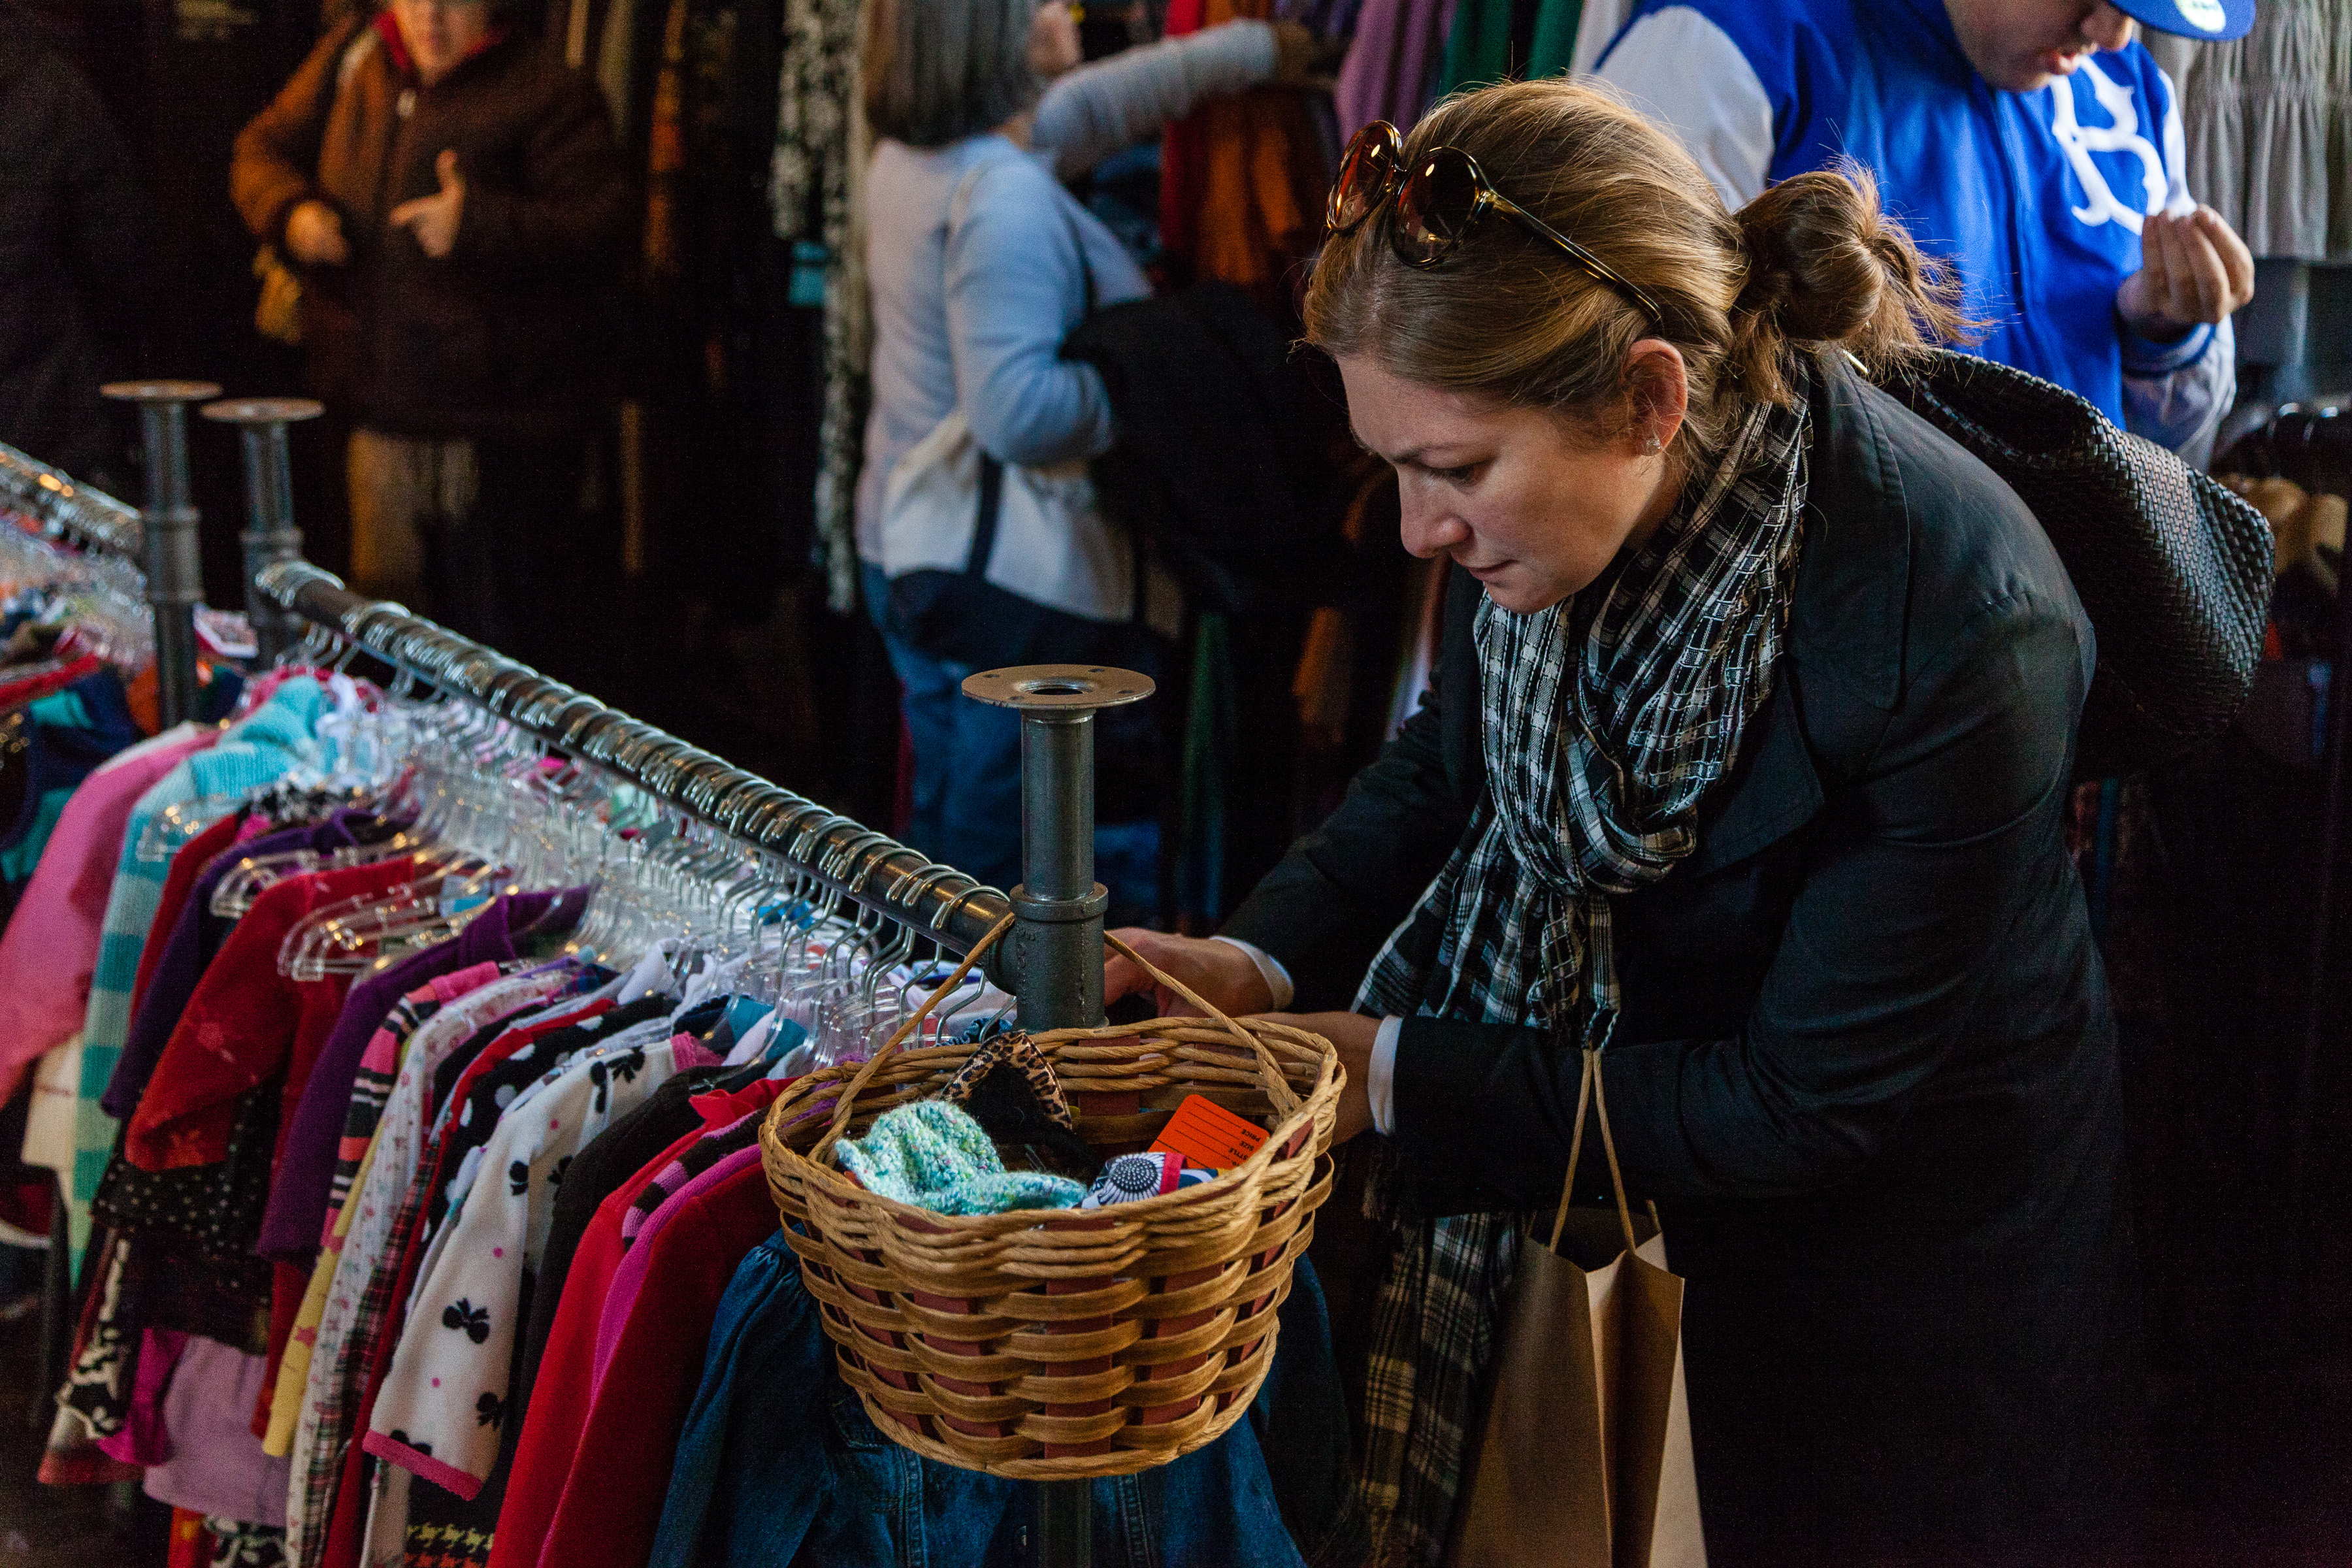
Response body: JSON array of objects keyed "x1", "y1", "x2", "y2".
[{"x1": 759, "y1": 919, "x2": 1340, "y2": 1479}]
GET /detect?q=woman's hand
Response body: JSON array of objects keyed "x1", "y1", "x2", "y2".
[
  {"x1": 389, "y1": 149, "x2": 466, "y2": 259},
  {"x1": 1282, "y1": 1011, "x2": 1379, "y2": 1144},
  {"x1": 1103, "y1": 928, "x2": 1271, "y2": 1017},
  {"x1": 284, "y1": 199, "x2": 349, "y2": 267}
]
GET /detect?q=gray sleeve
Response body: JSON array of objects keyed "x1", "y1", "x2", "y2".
[
  {"x1": 2118, "y1": 69, "x2": 2236, "y2": 465},
  {"x1": 1032, "y1": 20, "x2": 1279, "y2": 179},
  {"x1": 2121, "y1": 314, "x2": 2236, "y2": 465}
]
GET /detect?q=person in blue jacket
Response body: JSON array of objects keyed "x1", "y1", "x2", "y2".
[{"x1": 1596, "y1": 0, "x2": 2258, "y2": 463}]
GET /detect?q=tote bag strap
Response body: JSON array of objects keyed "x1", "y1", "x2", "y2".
[{"x1": 966, "y1": 450, "x2": 1004, "y2": 580}]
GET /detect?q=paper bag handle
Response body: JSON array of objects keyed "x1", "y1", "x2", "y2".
[{"x1": 1547, "y1": 1047, "x2": 1641, "y2": 1258}]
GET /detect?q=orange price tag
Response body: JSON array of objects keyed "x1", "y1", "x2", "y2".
[{"x1": 1150, "y1": 1094, "x2": 1269, "y2": 1173}]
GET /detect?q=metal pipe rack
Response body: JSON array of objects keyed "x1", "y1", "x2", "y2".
[
  {"x1": 105, "y1": 381, "x2": 221, "y2": 728},
  {"x1": 0, "y1": 440, "x2": 146, "y2": 562},
  {"x1": 253, "y1": 559, "x2": 1016, "y2": 966},
  {"x1": 259, "y1": 561, "x2": 1155, "y2": 1565}
]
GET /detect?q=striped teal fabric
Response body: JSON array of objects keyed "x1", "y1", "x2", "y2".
[{"x1": 65, "y1": 679, "x2": 331, "y2": 1262}]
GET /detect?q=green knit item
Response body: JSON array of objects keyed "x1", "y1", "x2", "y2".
[{"x1": 833, "y1": 1100, "x2": 1084, "y2": 1215}]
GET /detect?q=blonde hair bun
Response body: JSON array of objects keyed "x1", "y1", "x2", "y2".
[{"x1": 1305, "y1": 80, "x2": 1970, "y2": 458}]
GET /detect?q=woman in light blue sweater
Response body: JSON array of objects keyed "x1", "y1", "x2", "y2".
[{"x1": 858, "y1": 0, "x2": 1320, "y2": 913}]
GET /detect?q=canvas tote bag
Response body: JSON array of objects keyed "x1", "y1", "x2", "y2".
[{"x1": 1445, "y1": 1049, "x2": 1707, "y2": 1568}]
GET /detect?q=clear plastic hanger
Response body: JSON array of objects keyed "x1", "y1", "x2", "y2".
[
  {"x1": 271, "y1": 693, "x2": 564, "y2": 979},
  {"x1": 199, "y1": 691, "x2": 438, "y2": 917},
  {"x1": 0, "y1": 520, "x2": 155, "y2": 677},
  {"x1": 238, "y1": 615, "x2": 996, "y2": 1036},
  {"x1": 208, "y1": 826, "x2": 444, "y2": 919},
  {"x1": 135, "y1": 793, "x2": 248, "y2": 864}
]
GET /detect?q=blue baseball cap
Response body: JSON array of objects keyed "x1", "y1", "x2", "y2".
[{"x1": 2112, "y1": 0, "x2": 2255, "y2": 41}]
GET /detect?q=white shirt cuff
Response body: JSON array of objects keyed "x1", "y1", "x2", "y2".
[
  {"x1": 1209, "y1": 936, "x2": 1294, "y2": 1011},
  {"x1": 1369, "y1": 1015, "x2": 1403, "y2": 1135}
]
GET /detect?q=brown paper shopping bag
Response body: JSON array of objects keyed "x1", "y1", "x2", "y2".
[{"x1": 1445, "y1": 1049, "x2": 1707, "y2": 1568}]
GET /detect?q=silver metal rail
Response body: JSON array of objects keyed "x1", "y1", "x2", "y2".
[
  {"x1": 0, "y1": 440, "x2": 144, "y2": 561},
  {"x1": 253, "y1": 559, "x2": 1015, "y2": 964}
]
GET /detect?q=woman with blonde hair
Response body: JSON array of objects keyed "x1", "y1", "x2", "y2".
[{"x1": 1111, "y1": 78, "x2": 2132, "y2": 1565}]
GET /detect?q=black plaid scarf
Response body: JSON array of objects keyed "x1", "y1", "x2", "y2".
[{"x1": 1352, "y1": 389, "x2": 1811, "y2": 1565}]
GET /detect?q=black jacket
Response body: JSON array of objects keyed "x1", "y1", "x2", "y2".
[
  {"x1": 1224, "y1": 360, "x2": 2132, "y2": 1561},
  {"x1": 1065, "y1": 282, "x2": 1354, "y2": 614},
  {"x1": 0, "y1": 10, "x2": 152, "y2": 479}
]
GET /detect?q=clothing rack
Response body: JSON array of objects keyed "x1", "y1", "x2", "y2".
[
  {"x1": 251, "y1": 559, "x2": 1016, "y2": 969},
  {"x1": 0, "y1": 431, "x2": 215, "y2": 730},
  {"x1": 0, "y1": 439, "x2": 145, "y2": 563},
  {"x1": 256, "y1": 559, "x2": 1151, "y2": 1566}
]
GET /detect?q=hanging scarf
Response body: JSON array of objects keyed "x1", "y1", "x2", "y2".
[
  {"x1": 1351, "y1": 386, "x2": 1813, "y2": 1565},
  {"x1": 769, "y1": 0, "x2": 869, "y2": 612}
]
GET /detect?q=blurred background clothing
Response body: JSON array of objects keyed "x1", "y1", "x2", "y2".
[
  {"x1": 229, "y1": 10, "x2": 633, "y2": 682},
  {"x1": 0, "y1": 5, "x2": 154, "y2": 487},
  {"x1": 230, "y1": 13, "x2": 634, "y2": 444}
]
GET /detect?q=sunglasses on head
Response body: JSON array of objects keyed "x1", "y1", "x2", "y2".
[{"x1": 1326, "y1": 120, "x2": 1663, "y2": 326}]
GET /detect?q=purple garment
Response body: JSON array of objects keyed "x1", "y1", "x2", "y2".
[
  {"x1": 591, "y1": 1140, "x2": 765, "y2": 1390},
  {"x1": 1332, "y1": 0, "x2": 1455, "y2": 136},
  {"x1": 95, "y1": 1327, "x2": 186, "y2": 1465},
  {"x1": 140, "y1": 1335, "x2": 289, "y2": 1526},
  {"x1": 101, "y1": 811, "x2": 385, "y2": 1121},
  {"x1": 253, "y1": 884, "x2": 591, "y2": 1261}
]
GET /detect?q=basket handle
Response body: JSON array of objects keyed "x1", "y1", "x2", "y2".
[
  {"x1": 811, "y1": 911, "x2": 1017, "y2": 1163},
  {"x1": 808, "y1": 917, "x2": 1307, "y2": 1166},
  {"x1": 1102, "y1": 930, "x2": 1303, "y2": 1120}
]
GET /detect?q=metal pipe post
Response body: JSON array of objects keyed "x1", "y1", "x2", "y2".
[
  {"x1": 103, "y1": 380, "x2": 221, "y2": 725},
  {"x1": 961, "y1": 662, "x2": 1156, "y2": 1568},
  {"x1": 203, "y1": 397, "x2": 321, "y2": 665},
  {"x1": 962, "y1": 664, "x2": 1154, "y2": 1036}
]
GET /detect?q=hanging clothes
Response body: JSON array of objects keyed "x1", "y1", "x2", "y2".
[
  {"x1": 2174, "y1": 0, "x2": 2352, "y2": 264},
  {"x1": 1432, "y1": 0, "x2": 1590, "y2": 94},
  {"x1": 1160, "y1": 0, "x2": 1333, "y2": 302},
  {"x1": 2, "y1": 602, "x2": 1346, "y2": 1568},
  {"x1": 361, "y1": 1030, "x2": 712, "y2": 1497},
  {"x1": 1332, "y1": 0, "x2": 1456, "y2": 135},
  {"x1": 0, "y1": 723, "x2": 213, "y2": 1115},
  {"x1": 485, "y1": 1077, "x2": 772, "y2": 1568},
  {"x1": 67, "y1": 682, "x2": 336, "y2": 1262},
  {"x1": 642, "y1": 1233, "x2": 1368, "y2": 1566},
  {"x1": 0, "y1": 672, "x2": 143, "y2": 924},
  {"x1": 522, "y1": 1109, "x2": 778, "y2": 1568},
  {"x1": 768, "y1": 0, "x2": 870, "y2": 610}
]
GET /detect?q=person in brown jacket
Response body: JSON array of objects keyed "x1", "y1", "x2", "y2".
[{"x1": 231, "y1": 0, "x2": 632, "y2": 676}]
